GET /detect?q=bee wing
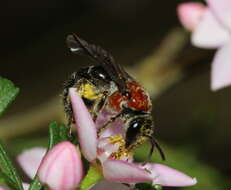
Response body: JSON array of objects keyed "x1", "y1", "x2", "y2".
[{"x1": 66, "y1": 34, "x2": 129, "y2": 94}]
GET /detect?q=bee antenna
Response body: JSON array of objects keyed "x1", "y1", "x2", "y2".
[{"x1": 147, "y1": 136, "x2": 166, "y2": 161}]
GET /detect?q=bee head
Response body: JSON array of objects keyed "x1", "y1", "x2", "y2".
[
  {"x1": 125, "y1": 116, "x2": 153, "y2": 149},
  {"x1": 125, "y1": 116, "x2": 165, "y2": 161}
]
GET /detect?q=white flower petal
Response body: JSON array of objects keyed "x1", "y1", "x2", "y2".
[
  {"x1": 192, "y1": 10, "x2": 230, "y2": 48},
  {"x1": 211, "y1": 41, "x2": 231, "y2": 91},
  {"x1": 206, "y1": 0, "x2": 231, "y2": 30},
  {"x1": 22, "y1": 183, "x2": 30, "y2": 190},
  {"x1": 102, "y1": 159, "x2": 152, "y2": 183},
  {"x1": 69, "y1": 88, "x2": 97, "y2": 162},
  {"x1": 17, "y1": 147, "x2": 46, "y2": 179},
  {"x1": 143, "y1": 163, "x2": 197, "y2": 187}
]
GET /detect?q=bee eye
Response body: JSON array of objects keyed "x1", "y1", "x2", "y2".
[
  {"x1": 128, "y1": 121, "x2": 142, "y2": 134},
  {"x1": 125, "y1": 118, "x2": 153, "y2": 148},
  {"x1": 91, "y1": 66, "x2": 110, "y2": 81},
  {"x1": 125, "y1": 118, "x2": 144, "y2": 148}
]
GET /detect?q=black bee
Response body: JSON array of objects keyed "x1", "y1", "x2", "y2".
[{"x1": 63, "y1": 34, "x2": 165, "y2": 160}]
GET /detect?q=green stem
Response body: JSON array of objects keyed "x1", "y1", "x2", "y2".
[{"x1": 78, "y1": 165, "x2": 103, "y2": 190}]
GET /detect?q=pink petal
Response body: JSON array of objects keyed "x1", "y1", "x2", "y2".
[
  {"x1": 177, "y1": 2, "x2": 206, "y2": 31},
  {"x1": 102, "y1": 159, "x2": 152, "y2": 183},
  {"x1": 95, "y1": 108, "x2": 115, "y2": 129},
  {"x1": 97, "y1": 138, "x2": 121, "y2": 162},
  {"x1": 192, "y1": 9, "x2": 230, "y2": 48},
  {"x1": 206, "y1": 0, "x2": 231, "y2": 30},
  {"x1": 17, "y1": 147, "x2": 46, "y2": 179},
  {"x1": 0, "y1": 185, "x2": 10, "y2": 190},
  {"x1": 69, "y1": 88, "x2": 97, "y2": 162},
  {"x1": 211, "y1": 41, "x2": 231, "y2": 91},
  {"x1": 143, "y1": 163, "x2": 197, "y2": 187},
  {"x1": 38, "y1": 142, "x2": 83, "y2": 190},
  {"x1": 99, "y1": 119, "x2": 125, "y2": 139}
]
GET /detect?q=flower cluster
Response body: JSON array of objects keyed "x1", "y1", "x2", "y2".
[
  {"x1": 3, "y1": 88, "x2": 197, "y2": 190},
  {"x1": 177, "y1": 0, "x2": 231, "y2": 91}
]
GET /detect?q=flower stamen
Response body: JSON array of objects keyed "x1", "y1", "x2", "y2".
[{"x1": 107, "y1": 135, "x2": 133, "y2": 160}]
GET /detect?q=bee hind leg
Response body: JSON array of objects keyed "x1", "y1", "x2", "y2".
[{"x1": 62, "y1": 72, "x2": 79, "y2": 130}]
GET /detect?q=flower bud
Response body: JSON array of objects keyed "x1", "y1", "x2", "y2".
[{"x1": 38, "y1": 142, "x2": 83, "y2": 190}]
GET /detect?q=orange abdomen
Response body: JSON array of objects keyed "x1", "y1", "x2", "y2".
[{"x1": 109, "y1": 81, "x2": 150, "y2": 112}]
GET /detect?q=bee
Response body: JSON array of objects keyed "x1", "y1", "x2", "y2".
[{"x1": 63, "y1": 34, "x2": 165, "y2": 160}]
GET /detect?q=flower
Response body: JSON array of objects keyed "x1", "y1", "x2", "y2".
[
  {"x1": 16, "y1": 142, "x2": 83, "y2": 190},
  {"x1": 177, "y1": 2, "x2": 206, "y2": 31},
  {"x1": 0, "y1": 148, "x2": 48, "y2": 190},
  {"x1": 0, "y1": 148, "x2": 46, "y2": 190},
  {"x1": 37, "y1": 142, "x2": 83, "y2": 190},
  {"x1": 69, "y1": 88, "x2": 197, "y2": 187},
  {"x1": 177, "y1": 0, "x2": 231, "y2": 91},
  {"x1": 17, "y1": 147, "x2": 47, "y2": 179}
]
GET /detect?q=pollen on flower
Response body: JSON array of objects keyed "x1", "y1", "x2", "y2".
[
  {"x1": 108, "y1": 135, "x2": 133, "y2": 160},
  {"x1": 108, "y1": 135, "x2": 125, "y2": 145}
]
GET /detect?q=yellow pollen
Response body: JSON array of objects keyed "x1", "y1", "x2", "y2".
[
  {"x1": 77, "y1": 83, "x2": 103, "y2": 100},
  {"x1": 107, "y1": 136, "x2": 133, "y2": 160},
  {"x1": 108, "y1": 135, "x2": 124, "y2": 145}
]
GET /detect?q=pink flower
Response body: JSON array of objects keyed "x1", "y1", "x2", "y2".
[
  {"x1": 177, "y1": 2, "x2": 206, "y2": 31},
  {"x1": 37, "y1": 142, "x2": 83, "y2": 190},
  {"x1": 2, "y1": 148, "x2": 48, "y2": 190},
  {"x1": 69, "y1": 88, "x2": 197, "y2": 187},
  {"x1": 177, "y1": 0, "x2": 231, "y2": 91},
  {"x1": 17, "y1": 148, "x2": 47, "y2": 179},
  {"x1": 16, "y1": 142, "x2": 83, "y2": 190},
  {"x1": 0, "y1": 148, "x2": 46, "y2": 190}
]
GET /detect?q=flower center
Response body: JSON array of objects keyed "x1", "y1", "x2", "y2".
[{"x1": 107, "y1": 136, "x2": 133, "y2": 160}]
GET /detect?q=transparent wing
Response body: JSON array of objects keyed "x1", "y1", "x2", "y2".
[{"x1": 66, "y1": 34, "x2": 130, "y2": 94}]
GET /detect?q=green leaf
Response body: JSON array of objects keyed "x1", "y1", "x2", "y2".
[
  {"x1": 0, "y1": 172, "x2": 7, "y2": 185},
  {"x1": 135, "y1": 183, "x2": 158, "y2": 190},
  {"x1": 29, "y1": 121, "x2": 69, "y2": 190},
  {"x1": 78, "y1": 166, "x2": 103, "y2": 190},
  {"x1": 28, "y1": 176, "x2": 43, "y2": 190},
  {"x1": 0, "y1": 78, "x2": 19, "y2": 116},
  {"x1": 48, "y1": 121, "x2": 69, "y2": 149},
  {"x1": 0, "y1": 142, "x2": 23, "y2": 190},
  {"x1": 153, "y1": 185, "x2": 162, "y2": 190}
]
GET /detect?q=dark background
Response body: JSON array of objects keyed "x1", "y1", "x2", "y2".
[{"x1": 1, "y1": 0, "x2": 231, "y2": 189}]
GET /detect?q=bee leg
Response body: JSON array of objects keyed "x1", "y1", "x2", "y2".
[
  {"x1": 91, "y1": 92, "x2": 108, "y2": 122},
  {"x1": 63, "y1": 87, "x2": 74, "y2": 128},
  {"x1": 97, "y1": 112, "x2": 123, "y2": 136},
  {"x1": 63, "y1": 72, "x2": 79, "y2": 131}
]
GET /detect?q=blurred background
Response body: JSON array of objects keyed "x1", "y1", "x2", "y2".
[{"x1": 1, "y1": 0, "x2": 231, "y2": 189}]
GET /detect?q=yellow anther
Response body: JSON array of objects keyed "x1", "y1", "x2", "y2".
[
  {"x1": 107, "y1": 136, "x2": 133, "y2": 160},
  {"x1": 108, "y1": 135, "x2": 125, "y2": 145}
]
